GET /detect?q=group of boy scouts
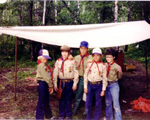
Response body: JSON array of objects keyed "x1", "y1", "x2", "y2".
[{"x1": 35, "y1": 41, "x2": 123, "y2": 120}]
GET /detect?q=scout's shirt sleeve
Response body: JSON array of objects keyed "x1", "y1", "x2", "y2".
[
  {"x1": 102, "y1": 64, "x2": 108, "y2": 91},
  {"x1": 73, "y1": 60, "x2": 79, "y2": 86},
  {"x1": 38, "y1": 63, "x2": 53, "y2": 88},
  {"x1": 84, "y1": 62, "x2": 90, "y2": 89},
  {"x1": 53, "y1": 60, "x2": 59, "y2": 88},
  {"x1": 117, "y1": 66, "x2": 123, "y2": 79}
]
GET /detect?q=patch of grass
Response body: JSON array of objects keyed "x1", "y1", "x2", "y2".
[
  {"x1": 17, "y1": 70, "x2": 35, "y2": 80},
  {"x1": 5, "y1": 68, "x2": 36, "y2": 83}
]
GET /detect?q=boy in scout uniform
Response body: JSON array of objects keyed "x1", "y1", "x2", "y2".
[
  {"x1": 84, "y1": 48, "x2": 107, "y2": 120},
  {"x1": 53, "y1": 45, "x2": 79, "y2": 119},
  {"x1": 36, "y1": 49, "x2": 54, "y2": 119},
  {"x1": 105, "y1": 48, "x2": 123, "y2": 120},
  {"x1": 73, "y1": 41, "x2": 92, "y2": 115}
]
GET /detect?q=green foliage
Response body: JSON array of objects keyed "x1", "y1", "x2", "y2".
[
  {"x1": 0, "y1": 1, "x2": 150, "y2": 68},
  {"x1": 79, "y1": 1, "x2": 114, "y2": 24},
  {"x1": 125, "y1": 40, "x2": 150, "y2": 67},
  {"x1": 58, "y1": 7, "x2": 74, "y2": 25},
  {"x1": 17, "y1": 71, "x2": 34, "y2": 81},
  {"x1": 118, "y1": 2, "x2": 128, "y2": 22},
  {"x1": 129, "y1": 1, "x2": 144, "y2": 21}
]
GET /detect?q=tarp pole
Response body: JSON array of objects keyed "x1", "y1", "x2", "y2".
[
  {"x1": 14, "y1": 36, "x2": 18, "y2": 101},
  {"x1": 145, "y1": 40, "x2": 149, "y2": 90}
]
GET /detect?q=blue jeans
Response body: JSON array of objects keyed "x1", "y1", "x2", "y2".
[
  {"x1": 36, "y1": 81, "x2": 52, "y2": 119},
  {"x1": 105, "y1": 82, "x2": 122, "y2": 120},
  {"x1": 86, "y1": 82, "x2": 102, "y2": 120},
  {"x1": 59, "y1": 81, "x2": 73, "y2": 117}
]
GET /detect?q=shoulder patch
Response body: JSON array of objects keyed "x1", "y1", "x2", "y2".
[{"x1": 43, "y1": 65, "x2": 47, "y2": 72}]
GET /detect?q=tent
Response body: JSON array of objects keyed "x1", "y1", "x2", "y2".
[
  {"x1": 0, "y1": 20, "x2": 150, "y2": 48},
  {"x1": 0, "y1": 20, "x2": 149, "y2": 100}
]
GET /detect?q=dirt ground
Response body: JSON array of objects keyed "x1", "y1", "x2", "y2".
[{"x1": 0, "y1": 58, "x2": 150, "y2": 120}]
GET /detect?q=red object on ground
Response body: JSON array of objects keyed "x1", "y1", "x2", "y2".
[
  {"x1": 31, "y1": 70, "x2": 37, "y2": 75},
  {"x1": 131, "y1": 96, "x2": 150, "y2": 112}
]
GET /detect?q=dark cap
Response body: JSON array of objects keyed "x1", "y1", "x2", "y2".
[{"x1": 80, "y1": 41, "x2": 89, "y2": 48}]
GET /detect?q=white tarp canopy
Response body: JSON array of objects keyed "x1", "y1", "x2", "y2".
[{"x1": 0, "y1": 20, "x2": 150, "y2": 48}]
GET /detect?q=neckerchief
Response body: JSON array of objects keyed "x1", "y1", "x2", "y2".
[
  {"x1": 107, "y1": 61, "x2": 115, "y2": 78},
  {"x1": 78, "y1": 53, "x2": 89, "y2": 74},
  {"x1": 87, "y1": 60, "x2": 102, "y2": 76},
  {"x1": 37, "y1": 59, "x2": 53, "y2": 79},
  {"x1": 60, "y1": 57, "x2": 68, "y2": 76},
  {"x1": 37, "y1": 59, "x2": 42, "y2": 65}
]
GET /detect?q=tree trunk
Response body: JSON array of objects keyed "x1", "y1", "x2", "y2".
[
  {"x1": 29, "y1": 1, "x2": 33, "y2": 26},
  {"x1": 75, "y1": 0, "x2": 80, "y2": 24},
  {"x1": 125, "y1": 2, "x2": 130, "y2": 52},
  {"x1": 114, "y1": 0, "x2": 120, "y2": 52},
  {"x1": 19, "y1": 2, "x2": 23, "y2": 26},
  {"x1": 114, "y1": 0, "x2": 118, "y2": 23},
  {"x1": 41, "y1": 0, "x2": 47, "y2": 49},
  {"x1": 29, "y1": 1, "x2": 34, "y2": 61},
  {"x1": 42, "y1": 0, "x2": 46, "y2": 26},
  {"x1": 101, "y1": 7, "x2": 106, "y2": 23},
  {"x1": 55, "y1": 0, "x2": 57, "y2": 24}
]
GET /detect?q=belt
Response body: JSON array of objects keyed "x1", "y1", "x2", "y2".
[
  {"x1": 60, "y1": 79, "x2": 73, "y2": 83},
  {"x1": 61, "y1": 79, "x2": 73, "y2": 88},
  {"x1": 108, "y1": 80, "x2": 117, "y2": 85},
  {"x1": 88, "y1": 81, "x2": 101, "y2": 85}
]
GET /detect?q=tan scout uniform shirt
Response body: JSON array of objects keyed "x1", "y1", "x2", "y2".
[
  {"x1": 53, "y1": 58, "x2": 79, "y2": 88},
  {"x1": 106, "y1": 62, "x2": 123, "y2": 82},
  {"x1": 84, "y1": 61, "x2": 107, "y2": 91},
  {"x1": 74, "y1": 55, "x2": 93, "y2": 76},
  {"x1": 36, "y1": 63, "x2": 53, "y2": 88}
]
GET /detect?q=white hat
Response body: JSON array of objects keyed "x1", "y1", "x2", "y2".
[
  {"x1": 38, "y1": 49, "x2": 51, "y2": 59},
  {"x1": 92, "y1": 48, "x2": 102, "y2": 55}
]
